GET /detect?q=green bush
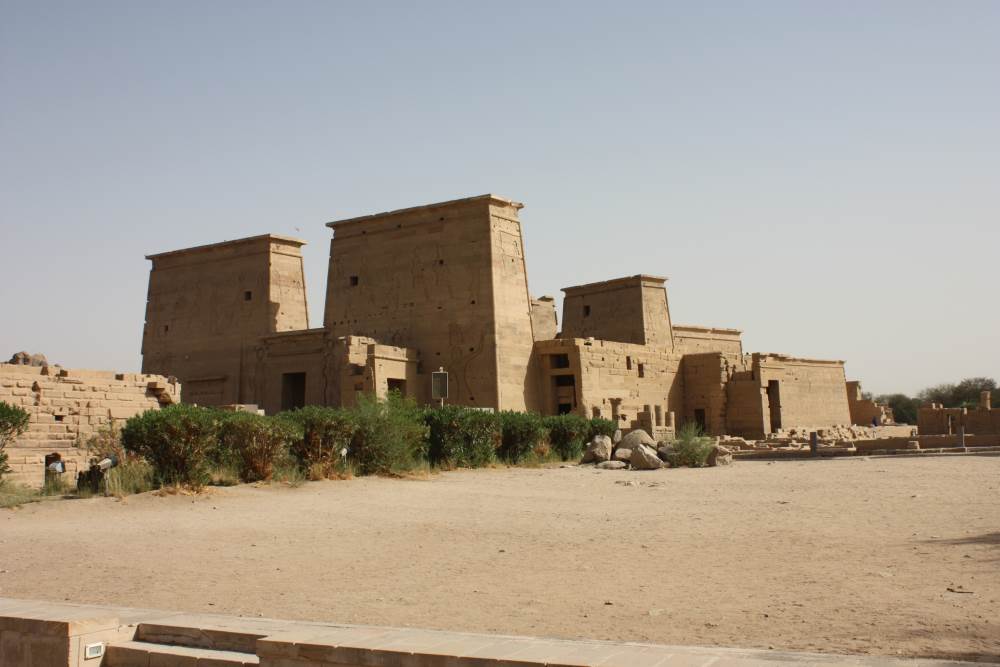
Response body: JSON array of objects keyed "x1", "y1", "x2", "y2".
[
  {"x1": 544, "y1": 413, "x2": 590, "y2": 461},
  {"x1": 424, "y1": 405, "x2": 500, "y2": 468},
  {"x1": 498, "y1": 411, "x2": 547, "y2": 464},
  {"x1": 217, "y1": 411, "x2": 295, "y2": 482},
  {"x1": 668, "y1": 422, "x2": 715, "y2": 467},
  {"x1": 350, "y1": 392, "x2": 428, "y2": 475},
  {"x1": 121, "y1": 404, "x2": 219, "y2": 488},
  {"x1": 0, "y1": 401, "x2": 30, "y2": 482},
  {"x1": 278, "y1": 405, "x2": 356, "y2": 479},
  {"x1": 101, "y1": 458, "x2": 155, "y2": 497},
  {"x1": 79, "y1": 422, "x2": 154, "y2": 497},
  {"x1": 587, "y1": 417, "x2": 618, "y2": 441}
]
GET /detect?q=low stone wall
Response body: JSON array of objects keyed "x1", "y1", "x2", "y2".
[
  {"x1": 854, "y1": 434, "x2": 1000, "y2": 452},
  {"x1": 0, "y1": 364, "x2": 179, "y2": 488},
  {"x1": 0, "y1": 597, "x2": 980, "y2": 667}
]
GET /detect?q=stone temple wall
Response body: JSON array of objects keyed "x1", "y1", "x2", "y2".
[{"x1": 0, "y1": 364, "x2": 179, "y2": 488}]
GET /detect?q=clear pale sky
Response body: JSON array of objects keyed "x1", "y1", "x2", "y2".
[{"x1": 2, "y1": 1, "x2": 997, "y2": 396}]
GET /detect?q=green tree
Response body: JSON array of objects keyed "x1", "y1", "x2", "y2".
[
  {"x1": 874, "y1": 393, "x2": 920, "y2": 425},
  {"x1": 0, "y1": 402, "x2": 31, "y2": 482}
]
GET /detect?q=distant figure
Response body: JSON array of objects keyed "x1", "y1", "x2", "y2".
[{"x1": 871, "y1": 416, "x2": 879, "y2": 428}]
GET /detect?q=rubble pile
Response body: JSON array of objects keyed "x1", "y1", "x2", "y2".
[{"x1": 580, "y1": 429, "x2": 732, "y2": 470}]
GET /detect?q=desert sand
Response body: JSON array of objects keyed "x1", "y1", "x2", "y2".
[{"x1": 1, "y1": 456, "x2": 998, "y2": 661}]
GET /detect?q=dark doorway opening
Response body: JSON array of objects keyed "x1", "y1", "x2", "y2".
[
  {"x1": 558, "y1": 403, "x2": 572, "y2": 414},
  {"x1": 281, "y1": 372, "x2": 306, "y2": 411},
  {"x1": 387, "y1": 378, "x2": 406, "y2": 396},
  {"x1": 767, "y1": 380, "x2": 782, "y2": 431},
  {"x1": 693, "y1": 408, "x2": 707, "y2": 432}
]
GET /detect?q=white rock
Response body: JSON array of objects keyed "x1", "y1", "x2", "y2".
[
  {"x1": 581, "y1": 435, "x2": 613, "y2": 463},
  {"x1": 619, "y1": 429, "x2": 656, "y2": 451},
  {"x1": 631, "y1": 444, "x2": 663, "y2": 470}
]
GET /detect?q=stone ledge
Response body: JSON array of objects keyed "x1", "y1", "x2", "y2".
[{"x1": 0, "y1": 598, "x2": 990, "y2": 667}]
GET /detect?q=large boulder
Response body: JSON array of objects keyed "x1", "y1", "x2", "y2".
[
  {"x1": 581, "y1": 435, "x2": 613, "y2": 463},
  {"x1": 596, "y1": 460, "x2": 627, "y2": 470},
  {"x1": 612, "y1": 448, "x2": 632, "y2": 463},
  {"x1": 631, "y1": 444, "x2": 663, "y2": 470},
  {"x1": 619, "y1": 429, "x2": 656, "y2": 451},
  {"x1": 656, "y1": 445, "x2": 674, "y2": 462},
  {"x1": 707, "y1": 445, "x2": 733, "y2": 467},
  {"x1": 612, "y1": 429, "x2": 623, "y2": 444}
]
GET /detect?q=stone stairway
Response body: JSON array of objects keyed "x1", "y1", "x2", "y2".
[
  {"x1": 104, "y1": 640, "x2": 259, "y2": 666},
  {"x1": 104, "y1": 619, "x2": 264, "y2": 666}
]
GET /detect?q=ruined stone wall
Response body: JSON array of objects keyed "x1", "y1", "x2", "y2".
[
  {"x1": 673, "y1": 325, "x2": 743, "y2": 358},
  {"x1": 141, "y1": 235, "x2": 308, "y2": 406},
  {"x1": 530, "y1": 296, "x2": 558, "y2": 341},
  {"x1": 846, "y1": 380, "x2": 892, "y2": 425},
  {"x1": 534, "y1": 338, "x2": 682, "y2": 438},
  {"x1": 0, "y1": 364, "x2": 179, "y2": 488},
  {"x1": 323, "y1": 195, "x2": 537, "y2": 411},
  {"x1": 253, "y1": 331, "x2": 418, "y2": 414},
  {"x1": 753, "y1": 354, "x2": 851, "y2": 432},
  {"x1": 725, "y1": 371, "x2": 768, "y2": 439},
  {"x1": 918, "y1": 398, "x2": 1000, "y2": 435},
  {"x1": 561, "y1": 276, "x2": 673, "y2": 347},
  {"x1": 680, "y1": 352, "x2": 732, "y2": 436}
]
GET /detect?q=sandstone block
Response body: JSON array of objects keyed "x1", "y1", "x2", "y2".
[
  {"x1": 630, "y1": 444, "x2": 663, "y2": 470},
  {"x1": 581, "y1": 435, "x2": 612, "y2": 463},
  {"x1": 707, "y1": 445, "x2": 733, "y2": 467},
  {"x1": 619, "y1": 429, "x2": 656, "y2": 451}
]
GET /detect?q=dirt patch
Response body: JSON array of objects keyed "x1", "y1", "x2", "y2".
[{"x1": 1, "y1": 457, "x2": 998, "y2": 661}]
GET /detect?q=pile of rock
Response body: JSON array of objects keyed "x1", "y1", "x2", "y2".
[
  {"x1": 7, "y1": 351, "x2": 51, "y2": 367},
  {"x1": 581, "y1": 429, "x2": 732, "y2": 469},
  {"x1": 770, "y1": 425, "x2": 876, "y2": 442}
]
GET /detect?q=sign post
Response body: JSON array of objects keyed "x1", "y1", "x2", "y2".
[{"x1": 431, "y1": 367, "x2": 448, "y2": 408}]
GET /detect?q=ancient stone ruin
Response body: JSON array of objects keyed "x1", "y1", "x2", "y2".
[
  {"x1": 140, "y1": 194, "x2": 879, "y2": 440},
  {"x1": 0, "y1": 363, "x2": 179, "y2": 487}
]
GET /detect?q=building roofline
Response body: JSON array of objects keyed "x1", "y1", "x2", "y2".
[
  {"x1": 326, "y1": 194, "x2": 523, "y2": 229},
  {"x1": 562, "y1": 274, "x2": 667, "y2": 295},
  {"x1": 146, "y1": 234, "x2": 306, "y2": 260},
  {"x1": 673, "y1": 324, "x2": 743, "y2": 335},
  {"x1": 753, "y1": 352, "x2": 846, "y2": 366}
]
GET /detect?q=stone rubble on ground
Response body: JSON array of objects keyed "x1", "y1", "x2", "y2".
[
  {"x1": 579, "y1": 429, "x2": 734, "y2": 471},
  {"x1": 581, "y1": 435, "x2": 613, "y2": 463},
  {"x1": 707, "y1": 444, "x2": 733, "y2": 466},
  {"x1": 612, "y1": 447, "x2": 632, "y2": 463},
  {"x1": 630, "y1": 444, "x2": 663, "y2": 470}
]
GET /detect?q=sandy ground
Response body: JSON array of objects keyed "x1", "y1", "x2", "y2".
[{"x1": 1, "y1": 457, "x2": 998, "y2": 661}]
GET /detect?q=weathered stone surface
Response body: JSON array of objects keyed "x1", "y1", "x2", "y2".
[
  {"x1": 619, "y1": 429, "x2": 656, "y2": 451},
  {"x1": 8, "y1": 351, "x2": 48, "y2": 367},
  {"x1": 656, "y1": 446, "x2": 674, "y2": 462},
  {"x1": 612, "y1": 429, "x2": 623, "y2": 444},
  {"x1": 581, "y1": 435, "x2": 613, "y2": 463},
  {"x1": 0, "y1": 362, "x2": 180, "y2": 489},
  {"x1": 137, "y1": 193, "x2": 864, "y2": 438},
  {"x1": 707, "y1": 445, "x2": 733, "y2": 467},
  {"x1": 596, "y1": 460, "x2": 627, "y2": 470},
  {"x1": 612, "y1": 448, "x2": 632, "y2": 463},
  {"x1": 631, "y1": 444, "x2": 663, "y2": 470}
]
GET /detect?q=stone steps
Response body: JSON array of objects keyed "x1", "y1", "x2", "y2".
[
  {"x1": 135, "y1": 619, "x2": 271, "y2": 654},
  {"x1": 105, "y1": 640, "x2": 259, "y2": 666}
]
